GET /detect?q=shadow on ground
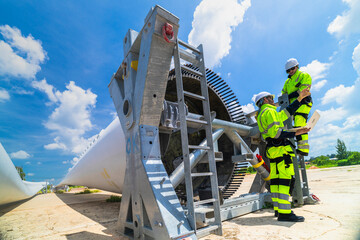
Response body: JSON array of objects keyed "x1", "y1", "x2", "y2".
[
  {"x1": 55, "y1": 192, "x2": 122, "y2": 239},
  {"x1": 0, "y1": 196, "x2": 35, "y2": 217},
  {"x1": 66, "y1": 231, "x2": 118, "y2": 240},
  {"x1": 229, "y1": 208, "x2": 298, "y2": 227}
]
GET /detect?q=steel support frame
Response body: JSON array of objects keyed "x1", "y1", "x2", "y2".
[
  {"x1": 278, "y1": 94, "x2": 312, "y2": 205},
  {"x1": 109, "y1": 6, "x2": 197, "y2": 240}
]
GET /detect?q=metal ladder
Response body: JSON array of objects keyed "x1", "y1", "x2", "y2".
[
  {"x1": 278, "y1": 94, "x2": 315, "y2": 205},
  {"x1": 173, "y1": 39, "x2": 222, "y2": 237}
]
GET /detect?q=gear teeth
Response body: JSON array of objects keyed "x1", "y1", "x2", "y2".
[{"x1": 168, "y1": 64, "x2": 249, "y2": 201}]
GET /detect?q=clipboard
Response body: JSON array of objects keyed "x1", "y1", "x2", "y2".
[{"x1": 287, "y1": 110, "x2": 320, "y2": 132}]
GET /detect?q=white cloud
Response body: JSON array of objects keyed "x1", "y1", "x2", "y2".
[
  {"x1": 44, "y1": 137, "x2": 67, "y2": 151},
  {"x1": 327, "y1": 0, "x2": 360, "y2": 38},
  {"x1": 25, "y1": 161, "x2": 31, "y2": 165},
  {"x1": 241, "y1": 103, "x2": 255, "y2": 113},
  {"x1": 300, "y1": 60, "x2": 331, "y2": 81},
  {"x1": 37, "y1": 162, "x2": 42, "y2": 165},
  {"x1": 10, "y1": 150, "x2": 31, "y2": 159},
  {"x1": 31, "y1": 78, "x2": 58, "y2": 103},
  {"x1": 0, "y1": 89, "x2": 10, "y2": 102},
  {"x1": 27, "y1": 173, "x2": 34, "y2": 176},
  {"x1": 32, "y1": 79, "x2": 97, "y2": 154},
  {"x1": 343, "y1": 114, "x2": 360, "y2": 129},
  {"x1": 321, "y1": 84, "x2": 355, "y2": 105},
  {"x1": 188, "y1": 0, "x2": 251, "y2": 68},
  {"x1": 352, "y1": 42, "x2": 360, "y2": 75},
  {"x1": 310, "y1": 44, "x2": 360, "y2": 156},
  {"x1": 312, "y1": 79, "x2": 327, "y2": 91},
  {"x1": 12, "y1": 86, "x2": 34, "y2": 95},
  {"x1": 0, "y1": 25, "x2": 47, "y2": 79},
  {"x1": 71, "y1": 157, "x2": 79, "y2": 165},
  {"x1": 317, "y1": 107, "x2": 347, "y2": 125},
  {"x1": 62, "y1": 160, "x2": 70, "y2": 164}
]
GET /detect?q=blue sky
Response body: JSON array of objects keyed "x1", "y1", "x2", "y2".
[{"x1": 1, "y1": 0, "x2": 359, "y2": 184}]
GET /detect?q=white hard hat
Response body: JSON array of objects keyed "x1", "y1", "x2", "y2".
[
  {"x1": 253, "y1": 91, "x2": 273, "y2": 106},
  {"x1": 285, "y1": 58, "x2": 299, "y2": 70}
]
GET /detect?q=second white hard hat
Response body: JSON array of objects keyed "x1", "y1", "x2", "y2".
[
  {"x1": 285, "y1": 58, "x2": 299, "y2": 70},
  {"x1": 253, "y1": 91, "x2": 273, "y2": 106}
]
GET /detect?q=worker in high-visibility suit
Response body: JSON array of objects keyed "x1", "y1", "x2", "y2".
[
  {"x1": 282, "y1": 58, "x2": 312, "y2": 156},
  {"x1": 254, "y1": 88, "x2": 310, "y2": 222}
]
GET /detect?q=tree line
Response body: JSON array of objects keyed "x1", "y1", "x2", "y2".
[{"x1": 310, "y1": 139, "x2": 360, "y2": 167}]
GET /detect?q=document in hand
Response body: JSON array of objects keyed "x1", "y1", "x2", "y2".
[{"x1": 287, "y1": 110, "x2": 320, "y2": 132}]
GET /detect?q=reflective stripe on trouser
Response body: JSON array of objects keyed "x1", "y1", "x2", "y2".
[
  {"x1": 267, "y1": 145, "x2": 294, "y2": 214},
  {"x1": 294, "y1": 103, "x2": 312, "y2": 154}
]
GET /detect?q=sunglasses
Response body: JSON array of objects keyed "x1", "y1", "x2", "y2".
[{"x1": 286, "y1": 66, "x2": 296, "y2": 73}]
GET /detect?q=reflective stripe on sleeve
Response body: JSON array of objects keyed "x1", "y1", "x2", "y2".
[{"x1": 298, "y1": 145, "x2": 310, "y2": 150}]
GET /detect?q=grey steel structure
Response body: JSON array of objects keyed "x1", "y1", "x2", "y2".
[
  {"x1": 278, "y1": 94, "x2": 317, "y2": 205},
  {"x1": 108, "y1": 5, "x2": 315, "y2": 240}
]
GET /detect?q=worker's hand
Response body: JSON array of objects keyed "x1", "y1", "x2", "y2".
[
  {"x1": 295, "y1": 127, "x2": 311, "y2": 136},
  {"x1": 297, "y1": 86, "x2": 311, "y2": 102}
]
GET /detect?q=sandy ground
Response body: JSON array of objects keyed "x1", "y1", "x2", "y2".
[{"x1": 1, "y1": 165, "x2": 360, "y2": 240}]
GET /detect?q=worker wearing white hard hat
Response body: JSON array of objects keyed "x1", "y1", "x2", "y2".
[
  {"x1": 282, "y1": 58, "x2": 312, "y2": 156},
  {"x1": 253, "y1": 87, "x2": 311, "y2": 222}
]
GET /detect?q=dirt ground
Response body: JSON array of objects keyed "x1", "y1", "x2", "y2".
[{"x1": 1, "y1": 165, "x2": 359, "y2": 240}]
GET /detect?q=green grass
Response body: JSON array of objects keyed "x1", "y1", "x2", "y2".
[
  {"x1": 246, "y1": 167, "x2": 256, "y2": 174},
  {"x1": 106, "y1": 195, "x2": 122, "y2": 202},
  {"x1": 37, "y1": 189, "x2": 52, "y2": 194},
  {"x1": 263, "y1": 202, "x2": 273, "y2": 209},
  {"x1": 56, "y1": 190, "x2": 65, "y2": 194},
  {"x1": 69, "y1": 185, "x2": 86, "y2": 190},
  {"x1": 75, "y1": 189, "x2": 101, "y2": 195}
]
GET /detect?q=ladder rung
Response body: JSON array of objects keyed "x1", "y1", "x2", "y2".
[
  {"x1": 183, "y1": 91, "x2": 206, "y2": 101},
  {"x1": 181, "y1": 65, "x2": 203, "y2": 77},
  {"x1": 178, "y1": 39, "x2": 201, "y2": 54},
  {"x1": 179, "y1": 48, "x2": 200, "y2": 66},
  {"x1": 186, "y1": 117, "x2": 208, "y2": 125},
  {"x1": 194, "y1": 198, "x2": 216, "y2": 207},
  {"x1": 189, "y1": 145, "x2": 210, "y2": 150},
  {"x1": 196, "y1": 225, "x2": 219, "y2": 238},
  {"x1": 191, "y1": 172, "x2": 213, "y2": 177}
]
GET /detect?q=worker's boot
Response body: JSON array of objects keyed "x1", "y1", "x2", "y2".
[
  {"x1": 278, "y1": 212, "x2": 305, "y2": 222},
  {"x1": 274, "y1": 210, "x2": 278, "y2": 217}
]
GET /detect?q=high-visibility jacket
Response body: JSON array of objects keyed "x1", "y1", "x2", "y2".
[
  {"x1": 282, "y1": 70, "x2": 312, "y2": 103},
  {"x1": 257, "y1": 104, "x2": 298, "y2": 215},
  {"x1": 257, "y1": 104, "x2": 291, "y2": 140}
]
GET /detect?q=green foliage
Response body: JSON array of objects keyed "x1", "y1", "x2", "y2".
[
  {"x1": 68, "y1": 185, "x2": 86, "y2": 190},
  {"x1": 337, "y1": 159, "x2": 348, "y2": 166},
  {"x1": 75, "y1": 189, "x2": 101, "y2": 195},
  {"x1": 15, "y1": 166, "x2": 26, "y2": 180},
  {"x1": 336, "y1": 139, "x2": 348, "y2": 160},
  {"x1": 348, "y1": 152, "x2": 360, "y2": 165},
  {"x1": 311, "y1": 155, "x2": 329, "y2": 166},
  {"x1": 56, "y1": 190, "x2": 65, "y2": 194},
  {"x1": 37, "y1": 189, "x2": 52, "y2": 194},
  {"x1": 310, "y1": 151, "x2": 360, "y2": 168},
  {"x1": 246, "y1": 166, "x2": 256, "y2": 174},
  {"x1": 106, "y1": 195, "x2": 122, "y2": 202},
  {"x1": 263, "y1": 202, "x2": 273, "y2": 209}
]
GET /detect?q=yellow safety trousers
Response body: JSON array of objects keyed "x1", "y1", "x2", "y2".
[
  {"x1": 293, "y1": 103, "x2": 312, "y2": 155},
  {"x1": 267, "y1": 144, "x2": 295, "y2": 214}
]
